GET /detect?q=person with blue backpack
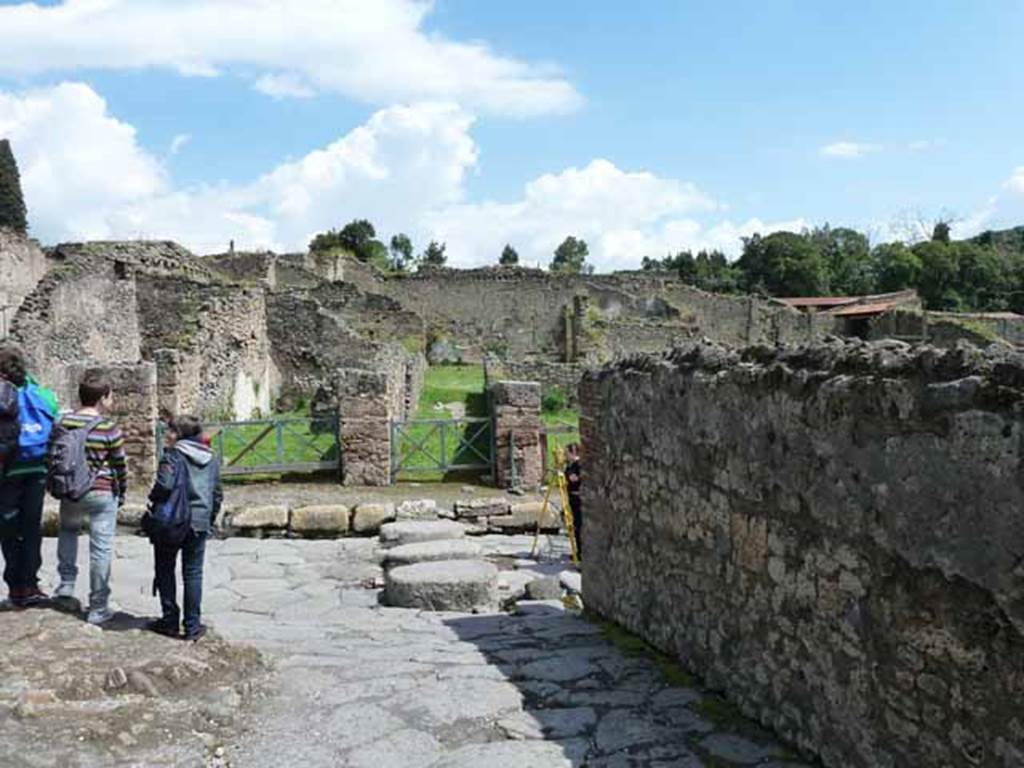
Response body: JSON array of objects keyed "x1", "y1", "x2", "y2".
[
  {"x1": 51, "y1": 371, "x2": 128, "y2": 625},
  {"x1": 0, "y1": 343, "x2": 58, "y2": 609},
  {"x1": 144, "y1": 414, "x2": 222, "y2": 641}
]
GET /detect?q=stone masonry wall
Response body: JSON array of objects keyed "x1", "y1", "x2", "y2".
[
  {"x1": 0, "y1": 227, "x2": 48, "y2": 332},
  {"x1": 491, "y1": 380, "x2": 543, "y2": 490},
  {"x1": 136, "y1": 275, "x2": 278, "y2": 420},
  {"x1": 580, "y1": 339, "x2": 1024, "y2": 768}
]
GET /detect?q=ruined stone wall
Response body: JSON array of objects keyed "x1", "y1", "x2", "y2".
[
  {"x1": 12, "y1": 260, "x2": 141, "y2": 404},
  {"x1": 581, "y1": 339, "x2": 1024, "y2": 768},
  {"x1": 343, "y1": 260, "x2": 824, "y2": 364},
  {"x1": 204, "y1": 251, "x2": 277, "y2": 287},
  {"x1": 0, "y1": 227, "x2": 48, "y2": 332},
  {"x1": 136, "y1": 276, "x2": 278, "y2": 420}
]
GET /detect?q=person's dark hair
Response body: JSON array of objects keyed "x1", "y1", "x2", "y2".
[
  {"x1": 0, "y1": 343, "x2": 28, "y2": 387},
  {"x1": 79, "y1": 372, "x2": 112, "y2": 407},
  {"x1": 169, "y1": 414, "x2": 203, "y2": 440},
  {"x1": 566, "y1": 443, "x2": 580, "y2": 455}
]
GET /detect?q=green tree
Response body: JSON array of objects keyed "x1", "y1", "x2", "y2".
[
  {"x1": 913, "y1": 240, "x2": 961, "y2": 310},
  {"x1": 499, "y1": 244, "x2": 519, "y2": 266},
  {"x1": 932, "y1": 220, "x2": 952, "y2": 244},
  {"x1": 810, "y1": 225, "x2": 874, "y2": 295},
  {"x1": 550, "y1": 236, "x2": 589, "y2": 274},
  {"x1": 873, "y1": 242, "x2": 921, "y2": 292},
  {"x1": 420, "y1": 240, "x2": 447, "y2": 267},
  {"x1": 955, "y1": 241, "x2": 1008, "y2": 310},
  {"x1": 736, "y1": 231, "x2": 828, "y2": 296},
  {"x1": 693, "y1": 250, "x2": 738, "y2": 293},
  {"x1": 0, "y1": 139, "x2": 27, "y2": 234},
  {"x1": 390, "y1": 233, "x2": 413, "y2": 271}
]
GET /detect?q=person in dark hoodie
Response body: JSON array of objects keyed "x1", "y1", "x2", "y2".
[{"x1": 147, "y1": 415, "x2": 222, "y2": 641}]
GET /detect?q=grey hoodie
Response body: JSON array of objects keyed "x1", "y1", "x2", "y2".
[{"x1": 153, "y1": 439, "x2": 223, "y2": 534}]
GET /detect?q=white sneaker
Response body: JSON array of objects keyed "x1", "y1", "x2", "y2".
[
  {"x1": 54, "y1": 583, "x2": 75, "y2": 599},
  {"x1": 87, "y1": 606, "x2": 115, "y2": 625}
]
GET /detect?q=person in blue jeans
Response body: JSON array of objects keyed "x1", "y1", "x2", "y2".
[
  {"x1": 54, "y1": 372, "x2": 128, "y2": 625},
  {"x1": 0, "y1": 343, "x2": 58, "y2": 609},
  {"x1": 148, "y1": 415, "x2": 222, "y2": 641}
]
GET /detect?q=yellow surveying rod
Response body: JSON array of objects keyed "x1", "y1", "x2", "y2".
[{"x1": 531, "y1": 445, "x2": 580, "y2": 566}]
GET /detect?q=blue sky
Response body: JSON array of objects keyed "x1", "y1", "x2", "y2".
[{"x1": 0, "y1": 0, "x2": 1022, "y2": 268}]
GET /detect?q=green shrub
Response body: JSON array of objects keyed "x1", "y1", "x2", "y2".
[{"x1": 541, "y1": 386, "x2": 567, "y2": 414}]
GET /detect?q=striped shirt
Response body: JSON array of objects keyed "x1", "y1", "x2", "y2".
[{"x1": 59, "y1": 412, "x2": 128, "y2": 499}]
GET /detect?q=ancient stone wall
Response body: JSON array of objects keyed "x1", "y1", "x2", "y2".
[
  {"x1": 0, "y1": 227, "x2": 48, "y2": 334},
  {"x1": 486, "y1": 358, "x2": 589, "y2": 406},
  {"x1": 136, "y1": 275, "x2": 278, "y2": 420},
  {"x1": 13, "y1": 260, "x2": 141, "y2": 402},
  {"x1": 205, "y1": 251, "x2": 277, "y2": 287},
  {"x1": 341, "y1": 258, "x2": 825, "y2": 365},
  {"x1": 580, "y1": 339, "x2": 1024, "y2": 768}
]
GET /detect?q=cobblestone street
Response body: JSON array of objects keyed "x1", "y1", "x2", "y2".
[{"x1": 0, "y1": 534, "x2": 813, "y2": 767}]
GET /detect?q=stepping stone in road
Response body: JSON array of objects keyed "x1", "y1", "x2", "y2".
[
  {"x1": 378, "y1": 520, "x2": 467, "y2": 548},
  {"x1": 381, "y1": 539, "x2": 483, "y2": 571},
  {"x1": 384, "y1": 559, "x2": 499, "y2": 612}
]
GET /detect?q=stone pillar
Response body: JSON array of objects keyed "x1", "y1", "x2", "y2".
[
  {"x1": 490, "y1": 380, "x2": 542, "y2": 491},
  {"x1": 336, "y1": 368, "x2": 390, "y2": 486}
]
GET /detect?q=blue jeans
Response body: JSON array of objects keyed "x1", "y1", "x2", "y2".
[
  {"x1": 0, "y1": 474, "x2": 46, "y2": 595},
  {"x1": 153, "y1": 530, "x2": 207, "y2": 635},
  {"x1": 58, "y1": 491, "x2": 118, "y2": 612}
]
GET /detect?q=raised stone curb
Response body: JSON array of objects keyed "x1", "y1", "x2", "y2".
[
  {"x1": 486, "y1": 501, "x2": 561, "y2": 532},
  {"x1": 384, "y1": 559, "x2": 499, "y2": 612},
  {"x1": 453, "y1": 497, "x2": 511, "y2": 520},
  {"x1": 351, "y1": 502, "x2": 396, "y2": 534},
  {"x1": 291, "y1": 505, "x2": 350, "y2": 535},
  {"x1": 229, "y1": 505, "x2": 289, "y2": 531},
  {"x1": 395, "y1": 499, "x2": 439, "y2": 521},
  {"x1": 380, "y1": 539, "x2": 483, "y2": 571},
  {"x1": 378, "y1": 520, "x2": 467, "y2": 548}
]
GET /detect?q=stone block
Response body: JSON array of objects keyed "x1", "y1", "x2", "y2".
[
  {"x1": 489, "y1": 380, "x2": 541, "y2": 408},
  {"x1": 118, "y1": 503, "x2": 148, "y2": 527},
  {"x1": 351, "y1": 503, "x2": 396, "y2": 534},
  {"x1": 384, "y1": 559, "x2": 499, "y2": 612},
  {"x1": 291, "y1": 505, "x2": 350, "y2": 535},
  {"x1": 230, "y1": 505, "x2": 289, "y2": 530},
  {"x1": 379, "y1": 520, "x2": 467, "y2": 548},
  {"x1": 395, "y1": 499, "x2": 439, "y2": 521},
  {"x1": 453, "y1": 497, "x2": 511, "y2": 520},
  {"x1": 381, "y1": 539, "x2": 483, "y2": 570},
  {"x1": 525, "y1": 576, "x2": 563, "y2": 601}
]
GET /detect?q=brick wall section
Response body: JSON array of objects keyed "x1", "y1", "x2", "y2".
[
  {"x1": 0, "y1": 227, "x2": 47, "y2": 326},
  {"x1": 490, "y1": 381, "x2": 543, "y2": 490},
  {"x1": 580, "y1": 339, "x2": 1024, "y2": 768}
]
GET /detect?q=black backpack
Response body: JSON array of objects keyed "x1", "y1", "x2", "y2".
[
  {"x1": 47, "y1": 415, "x2": 104, "y2": 500},
  {"x1": 0, "y1": 380, "x2": 19, "y2": 477}
]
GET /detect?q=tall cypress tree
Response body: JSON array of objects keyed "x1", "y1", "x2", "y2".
[{"x1": 0, "y1": 139, "x2": 28, "y2": 234}]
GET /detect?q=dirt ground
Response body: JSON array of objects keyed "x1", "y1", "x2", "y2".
[{"x1": 0, "y1": 605, "x2": 269, "y2": 767}]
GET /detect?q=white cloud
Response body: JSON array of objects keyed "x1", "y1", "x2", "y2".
[
  {"x1": 0, "y1": 82, "x2": 167, "y2": 241},
  {"x1": 0, "y1": 0, "x2": 582, "y2": 117},
  {"x1": 820, "y1": 141, "x2": 882, "y2": 159},
  {"x1": 254, "y1": 74, "x2": 316, "y2": 100},
  {"x1": 1005, "y1": 166, "x2": 1024, "y2": 196},
  {"x1": 168, "y1": 133, "x2": 191, "y2": 155},
  {"x1": 424, "y1": 160, "x2": 802, "y2": 269},
  {"x1": 2, "y1": 81, "x2": 803, "y2": 268}
]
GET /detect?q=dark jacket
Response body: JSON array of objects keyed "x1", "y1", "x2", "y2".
[{"x1": 150, "y1": 439, "x2": 223, "y2": 533}]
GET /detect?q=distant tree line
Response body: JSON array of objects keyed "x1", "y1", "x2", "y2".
[{"x1": 642, "y1": 223, "x2": 1024, "y2": 313}]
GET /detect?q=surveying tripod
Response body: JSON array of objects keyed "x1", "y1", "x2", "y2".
[{"x1": 530, "y1": 445, "x2": 580, "y2": 567}]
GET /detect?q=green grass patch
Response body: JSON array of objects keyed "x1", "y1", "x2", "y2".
[
  {"x1": 595, "y1": 617, "x2": 697, "y2": 688},
  {"x1": 415, "y1": 364, "x2": 487, "y2": 418},
  {"x1": 692, "y1": 695, "x2": 747, "y2": 728}
]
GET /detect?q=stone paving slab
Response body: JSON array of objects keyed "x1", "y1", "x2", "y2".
[{"x1": 17, "y1": 533, "x2": 812, "y2": 767}]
